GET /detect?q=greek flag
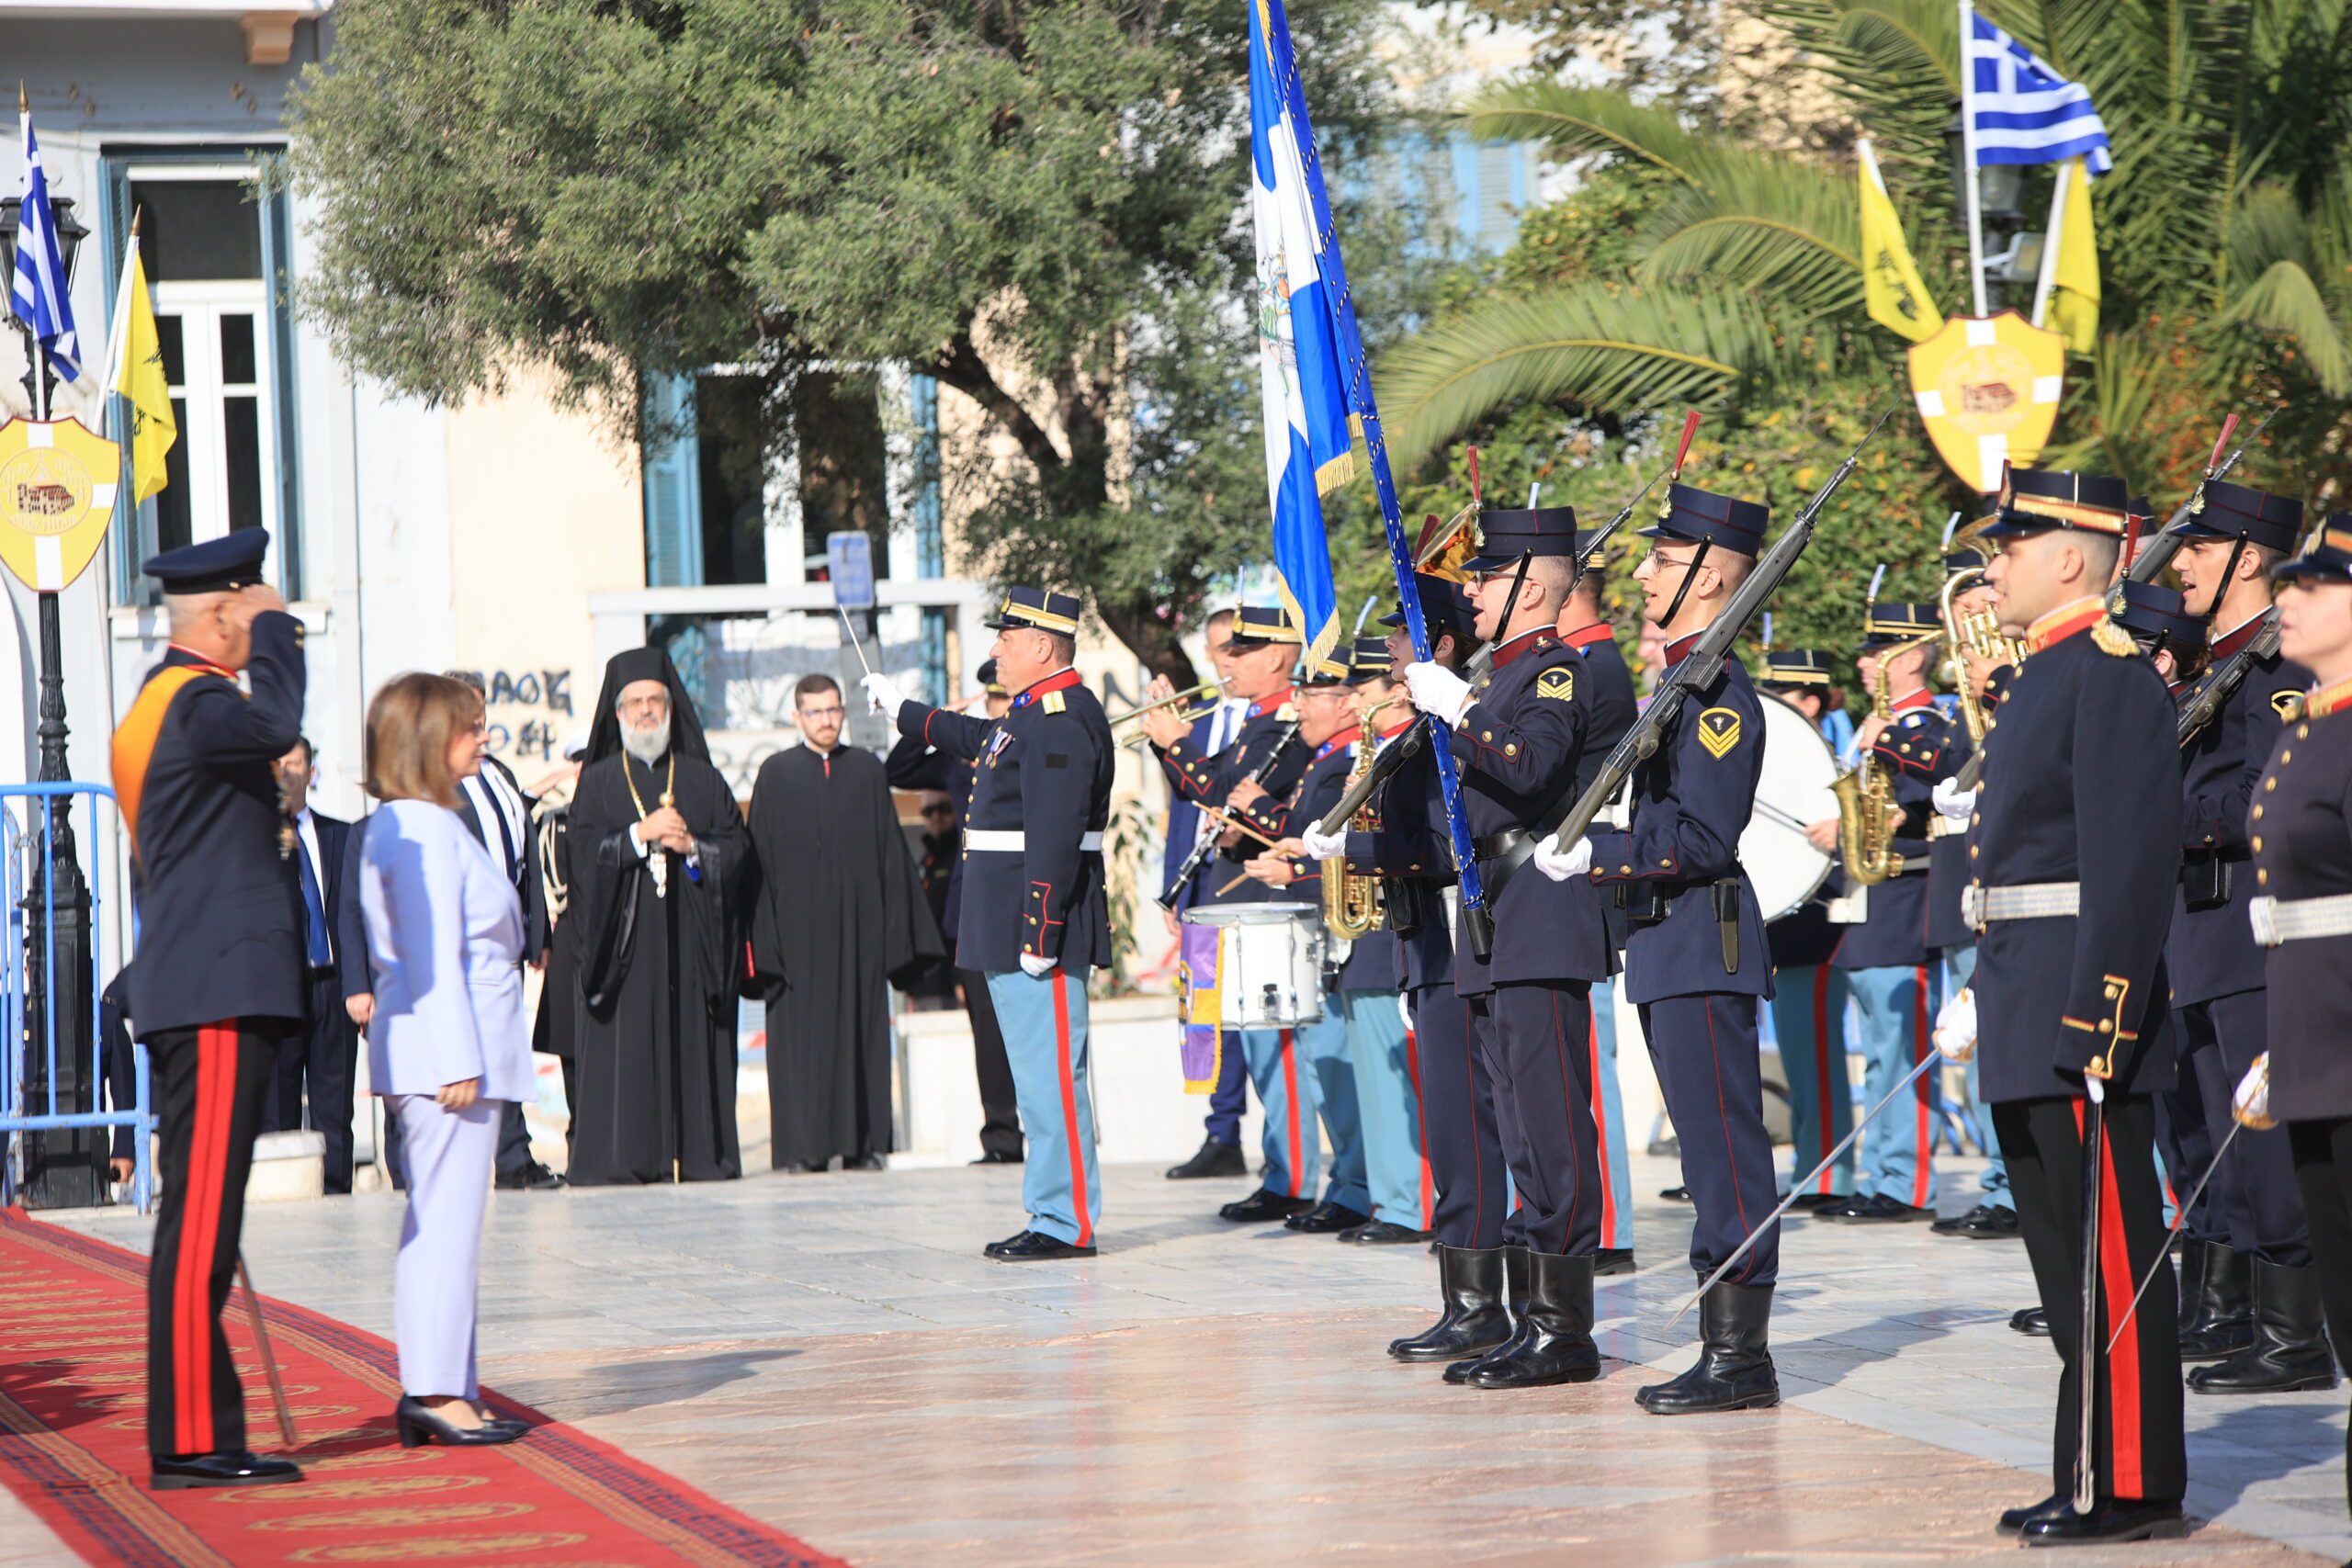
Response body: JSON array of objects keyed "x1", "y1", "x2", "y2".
[
  {"x1": 1963, "y1": 9, "x2": 2112, "y2": 175},
  {"x1": 11, "y1": 112, "x2": 80, "y2": 382},
  {"x1": 1248, "y1": 0, "x2": 1349, "y2": 676}
]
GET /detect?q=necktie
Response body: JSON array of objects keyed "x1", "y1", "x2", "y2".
[{"x1": 295, "y1": 832, "x2": 331, "y2": 969}]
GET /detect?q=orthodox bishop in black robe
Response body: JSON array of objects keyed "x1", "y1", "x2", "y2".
[
  {"x1": 748, "y1": 738, "x2": 942, "y2": 1169},
  {"x1": 567, "y1": 649, "x2": 750, "y2": 1184}
]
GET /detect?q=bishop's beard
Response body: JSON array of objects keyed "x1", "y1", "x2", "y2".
[{"x1": 620, "y1": 716, "x2": 672, "y2": 767}]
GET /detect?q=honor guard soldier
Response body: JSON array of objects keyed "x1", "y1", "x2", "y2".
[
  {"x1": 1947, "y1": 468, "x2": 2188, "y2": 1545},
  {"x1": 110, "y1": 531, "x2": 309, "y2": 1490},
  {"x1": 1824, "y1": 597, "x2": 1961, "y2": 1224},
  {"x1": 1539, "y1": 479, "x2": 1783, "y2": 1416},
  {"x1": 1386, "y1": 505, "x2": 1614, "y2": 1390},
  {"x1": 1141, "y1": 607, "x2": 1316, "y2": 1220},
  {"x1": 1758, "y1": 649, "x2": 1857, "y2": 1210},
  {"x1": 2164, "y1": 480, "x2": 2335, "y2": 1393},
  {"x1": 2245, "y1": 516, "x2": 2352, "y2": 1536},
  {"x1": 867, "y1": 588, "x2": 1114, "y2": 1261}
]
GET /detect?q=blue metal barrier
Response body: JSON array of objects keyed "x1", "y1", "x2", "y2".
[{"x1": 0, "y1": 783, "x2": 147, "y2": 1213}]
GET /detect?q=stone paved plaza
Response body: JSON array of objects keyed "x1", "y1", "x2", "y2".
[{"x1": 10, "y1": 1153, "x2": 2350, "y2": 1565}]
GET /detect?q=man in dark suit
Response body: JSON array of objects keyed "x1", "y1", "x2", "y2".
[
  {"x1": 110, "y1": 528, "x2": 307, "y2": 1490},
  {"x1": 265, "y1": 737, "x2": 362, "y2": 1193}
]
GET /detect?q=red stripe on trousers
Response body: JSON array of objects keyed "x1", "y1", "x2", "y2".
[
  {"x1": 1279, "y1": 1029, "x2": 1303, "y2": 1198},
  {"x1": 1404, "y1": 1023, "x2": 1433, "y2": 1228},
  {"x1": 176, "y1": 1021, "x2": 234, "y2": 1454},
  {"x1": 2083, "y1": 1100, "x2": 2145, "y2": 1498},
  {"x1": 1587, "y1": 1008, "x2": 1616, "y2": 1244},
  {"x1": 1050, "y1": 972, "x2": 1091, "y2": 1247},
  {"x1": 1910, "y1": 964, "x2": 1932, "y2": 1209},
  {"x1": 1811, "y1": 967, "x2": 1836, "y2": 1193}
]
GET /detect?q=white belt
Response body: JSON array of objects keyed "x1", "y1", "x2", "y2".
[
  {"x1": 2249, "y1": 892, "x2": 2352, "y2": 947},
  {"x1": 1963, "y1": 881, "x2": 2080, "y2": 931},
  {"x1": 965, "y1": 829, "x2": 1103, "y2": 852}
]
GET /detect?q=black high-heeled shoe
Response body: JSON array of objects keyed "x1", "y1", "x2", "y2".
[{"x1": 396, "y1": 1394, "x2": 526, "y2": 1447}]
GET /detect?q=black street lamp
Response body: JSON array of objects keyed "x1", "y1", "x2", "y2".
[{"x1": 0, "y1": 190, "x2": 107, "y2": 1208}]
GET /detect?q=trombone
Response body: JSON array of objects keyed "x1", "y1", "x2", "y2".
[{"x1": 1108, "y1": 681, "x2": 1224, "y2": 728}]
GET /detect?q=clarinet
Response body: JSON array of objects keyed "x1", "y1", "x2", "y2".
[{"x1": 1159, "y1": 721, "x2": 1304, "y2": 911}]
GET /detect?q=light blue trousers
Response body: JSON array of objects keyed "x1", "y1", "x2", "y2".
[
  {"x1": 1843, "y1": 962, "x2": 1939, "y2": 1207},
  {"x1": 1942, "y1": 944, "x2": 2011, "y2": 1209},
  {"x1": 1238, "y1": 1025, "x2": 1321, "y2": 1200},
  {"x1": 1340, "y1": 988, "x2": 1420, "y2": 1226},
  {"x1": 1772, "y1": 964, "x2": 1856, "y2": 1198},
  {"x1": 1589, "y1": 976, "x2": 1634, "y2": 1250},
  {"x1": 986, "y1": 967, "x2": 1101, "y2": 1247}
]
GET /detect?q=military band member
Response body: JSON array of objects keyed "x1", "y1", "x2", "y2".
[
  {"x1": 1758, "y1": 649, "x2": 1855, "y2": 1210},
  {"x1": 1954, "y1": 468, "x2": 2187, "y2": 1544},
  {"x1": 1378, "y1": 505, "x2": 1611, "y2": 1389},
  {"x1": 868, "y1": 588, "x2": 1114, "y2": 1261},
  {"x1": 1139, "y1": 606, "x2": 1317, "y2": 1221},
  {"x1": 2163, "y1": 481, "x2": 2334, "y2": 1394},
  {"x1": 111, "y1": 531, "x2": 308, "y2": 1489},
  {"x1": 2245, "y1": 514, "x2": 2352, "y2": 1528}
]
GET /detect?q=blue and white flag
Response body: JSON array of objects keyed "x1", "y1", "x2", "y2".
[
  {"x1": 11, "y1": 111, "x2": 81, "y2": 383},
  {"x1": 1962, "y1": 8, "x2": 2112, "y2": 175},
  {"x1": 1248, "y1": 0, "x2": 1350, "y2": 677}
]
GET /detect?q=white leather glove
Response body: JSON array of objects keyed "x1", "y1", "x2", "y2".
[
  {"x1": 1300, "y1": 824, "x2": 1349, "y2": 862},
  {"x1": 1532, "y1": 836, "x2": 1593, "y2": 884},
  {"x1": 1931, "y1": 776, "x2": 1977, "y2": 823},
  {"x1": 1402, "y1": 660, "x2": 1476, "y2": 728},
  {"x1": 2233, "y1": 1053, "x2": 2274, "y2": 1129},
  {"x1": 1932, "y1": 987, "x2": 1977, "y2": 1063},
  {"x1": 1018, "y1": 953, "x2": 1056, "y2": 978},
  {"x1": 860, "y1": 671, "x2": 907, "y2": 715}
]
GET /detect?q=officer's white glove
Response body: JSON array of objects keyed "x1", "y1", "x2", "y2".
[
  {"x1": 860, "y1": 671, "x2": 907, "y2": 716},
  {"x1": 1532, "y1": 836, "x2": 1594, "y2": 884},
  {"x1": 1931, "y1": 775, "x2": 1977, "y2": 823},
  {"x1": 1932, "y1": 987, "x2": 1977, "y2": 1063},
  {"x1": 1300, "y1": 824, "x2": 1350, "y2": 862},
  {"x1": 2084, "y1": 1073, "x2": 2106, "y2": 1106},
  {"x1": 1402, "y1": 661, "x2": 1476, "y2": 728},
  {"x1": 2233, "y1": 1053, "x2": 2275, "y2": 1129},
  {"x1": 1018, "y1": 953, "x2": 1056, "y2": 978}
]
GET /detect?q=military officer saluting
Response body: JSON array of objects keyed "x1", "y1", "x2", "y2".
[
  {"x1": 1937, "y1": 468, "x2": 2188, "y2": 1545},
  {"x1": 866, "y1": 588, "x2": 1114, "y2": 1262},
  {"x1": 1537, "y1": 479, "x2": 1782, "y2": 1416},
  {"x1": 110, "y1": 531, "x2": 309, "y2": 1490}
]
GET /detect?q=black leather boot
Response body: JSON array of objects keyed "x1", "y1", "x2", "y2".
[
  {"x1": 2188, "y1": 1258, "x2": 2338, "y2": 1393},
  {"x1": 1444, "y1": 1247, "x2": 1531, "y2": 1383},
  {"x1": 1635, "y1": 1280, "x2": 1780, "y2": 1414},
  {"x1": 1388, "y1": 1246, "x2": 1512, "y2": 1362},
  {"x1": 2178, "y1": 1240, "x2": 2255, "y2": 1361},
  {"x1": 1468, "y1": 1252, "x2": 1602, "y2": 1388}
]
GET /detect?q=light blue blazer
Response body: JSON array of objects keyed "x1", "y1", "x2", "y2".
[{"x1": 360, "y1": 798, "x2": 534, "y2": 1103}]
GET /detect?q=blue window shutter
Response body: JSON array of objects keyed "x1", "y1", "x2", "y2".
[{"x1": 641, "y1": 372, "x2": 705, "y2": 588}]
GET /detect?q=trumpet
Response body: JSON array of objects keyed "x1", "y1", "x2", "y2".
[{"x1": 1108, "y1": 681, "x2": 1224, "y2": 727}]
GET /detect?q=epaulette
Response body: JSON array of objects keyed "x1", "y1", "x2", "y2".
[{"x1": 1041, "y1": 691, "x2": 1067, "y2": 716}]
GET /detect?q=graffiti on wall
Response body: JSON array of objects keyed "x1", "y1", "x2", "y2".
[{"x1": 450, "y1": 669, "x2": 573, "y2": 761}]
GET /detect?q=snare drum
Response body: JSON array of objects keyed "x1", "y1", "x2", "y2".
[{"x1": 1181, "y1": 904, "x2": 1327, "y2": 1027}]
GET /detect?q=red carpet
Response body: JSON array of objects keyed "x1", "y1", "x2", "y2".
[{"x1": 0, "y1": 1207, "x2": 844, "y2": 1566}]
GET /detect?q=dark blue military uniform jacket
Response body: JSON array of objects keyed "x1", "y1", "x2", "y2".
[
  {"x1": 115, "y1": 614, "x2": 309, "y2": 1037},
  {"x1": 1586, "y1": 637, "x2": 1772, "y2": 1005},
  {"x1": 1237, "y1": 727, "x2": 1396, "y2": 991},
  {"x1": 1969, "y1": 604, "x2": 2181, "y2": 1102},
  {"x1": 1832, "y1": 692, "x2": 1965, "y2": 970},
  {"x1": 1344, "y1": 722, "x2": 1454, "y2": 992},
  {"x1": 895, "y1": 670, "x2": 1113, "y2": 973},
  {"x1": 2169, "y1": 616, "x2": 2308, "y2": 1007},
  {"x1": 1157, "y1": 688, "x2": 1306, "y2": 908},
  {"x1": 1449, "y1": 627, "x2": 1612, "y2": 996},
  {"x1": 2253, "y1": 680, "x2": 2352, "y2": 1117},
  {"x1": 887, "y1": 728, "x2": 981, "y2": 945}
]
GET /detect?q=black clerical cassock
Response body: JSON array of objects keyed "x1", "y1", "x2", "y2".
[
  {"x1": 567, "y1": 648, "x2": 751, "y2": 1185},
  {"x1": 748, "y1": 739, "x2": 943, "y2": 1168}
]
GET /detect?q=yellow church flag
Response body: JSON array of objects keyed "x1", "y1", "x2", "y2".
[
  {"x1": 2044, "y1": 159, "x2": 2100, "y2": 353},
  {"x1": 1858, "y1": 139, "x2": 1942, "y2": 344},
  {"x1": 109, "y1": 235, "x2": 176, "y2": 504}
]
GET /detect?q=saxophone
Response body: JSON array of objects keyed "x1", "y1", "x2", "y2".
[
  {"x1": 1831, "y1": 633, "x2": 1939, "y2": 886},
  {"x1": 1939, "y1": 570, "x2": 2025, "y2": 744},
  {"x1": 1324, "y1": 701, "x2": 1391, "y2": 939}
]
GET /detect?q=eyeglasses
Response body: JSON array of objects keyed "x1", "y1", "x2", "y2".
[{"x1": 798, "y1": 705, "x2": 846, "y2": 722}]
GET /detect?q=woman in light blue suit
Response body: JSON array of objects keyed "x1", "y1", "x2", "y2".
[{"x1": 360, "y1": 673, "x2": 533, "y2": 1447}]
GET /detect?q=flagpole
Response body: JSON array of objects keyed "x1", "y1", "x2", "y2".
[
  {"x1": 2029, "y1": 160, "x2": 2069, "y2": 328},
  {"x1": 1959, "y1": 0, "x2": 1989, "y2": 316}
]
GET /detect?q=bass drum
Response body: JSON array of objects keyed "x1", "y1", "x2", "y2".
[{"x1": 1740, "y1": 692, "x2": 1839, "y2": 922}]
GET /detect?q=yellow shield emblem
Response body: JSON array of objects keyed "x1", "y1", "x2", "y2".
[
  {"x1": 1907, "y1": 311, "x2": 2066, "y2": 493},
  {"x1": 0, "y1": 418, "x2": 120, "y2": 592}
]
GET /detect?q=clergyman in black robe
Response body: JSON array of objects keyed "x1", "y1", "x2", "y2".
[
  {"x1": 748, "y1": 673, "x2": 944, "y2": 1171},
  {"x1": 567, "y1": 648, "x2": 750, "y2": 1185}
]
